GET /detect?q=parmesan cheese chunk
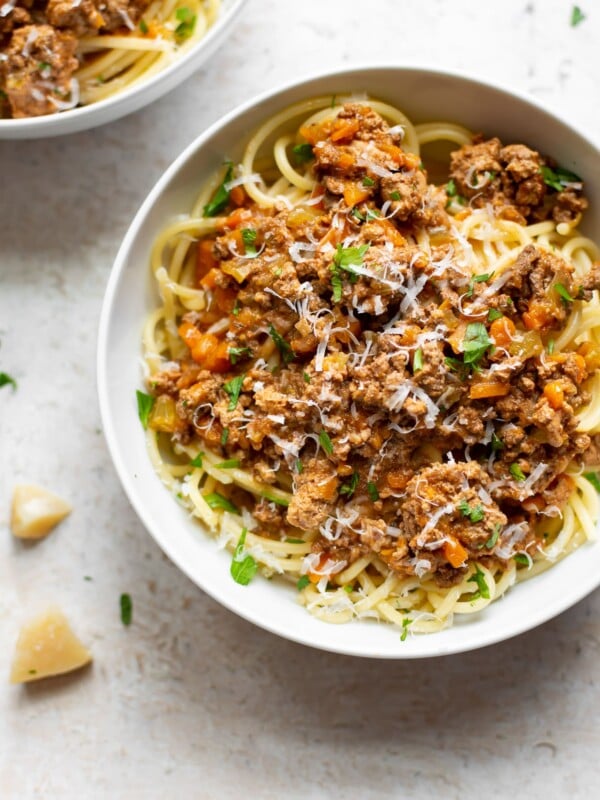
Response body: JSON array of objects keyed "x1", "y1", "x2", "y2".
[
  {"x1": 10, "y1": 609, "x2": 92, "y2": 684},
  {"x1": 10, "y1": 484, "x2": 72, "y2": 539}
]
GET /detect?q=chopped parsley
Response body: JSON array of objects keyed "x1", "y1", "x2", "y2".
[
  {"x1": 584, "y1": 472, "x2": 600, "y2": 492},
  {"x1": 509, "y1": 463, "x2": 526, "y2": 482},
  {"x1": 303, "y1": 371, "x2": 311, "y2": 383},
  {"x1": 228, "y1": 345, "x2": 251, "y2": 365},
  {"x1": 344, "y1": 585, "x2": 353, "y2": 594},
  {"x1": 291, "y1": 143, "x2": 314, "y2": 164},
  {"x1": 340, "y1": 471, "x2": 360, "y2": 498},
  {"x1": 571, "y1": 5, "x2": 586, "y2": 26},
  {"x1": 241, "y1": 227, "x2": 258, "y2": 257},
  {"x1": 540, "y1": 164, "x2": 582, "y2": 192},
  {"x1": 120, "y1": 593, "x2": 133, "y2": 626},
  {"x1": 220, "y1": 427, "x2": 229, "y2": 446},
  {"x1": 547, "y1": 339, "x2": 555, "y2": 354},
  {"x1": 351, "y1": 208, "x2": 366, "y2": 222},
  {"x1": 485, "y1": 523, "x2": 501, "y2": 549},
  {"x1": 446, "y1": 178, "x2": 457, "y2": 197},
  {"x1": 174, "y1": 6, "x2": 197, "y2": 39},
  {"x1": 136, "y1": 390, "x2": 154, "y2": 429},
  {"x1": 286, "y1": 537, "x2": 305, "y2": 544},
  {"x1": 232, "y1": 300, "x2": 240, "y2": 316},
  {"x1": 458, "y1": 500, "x2": 485, "y2": 523},
  {"x1": 362, "y1": 176, "x2": 375, "y2": 187},
  {"x1": 204, "y1": 491, "x2": 238, "y2": 513},
  {"x1": 190, "y1": 452, "x2": 204, "y2": 468},
  {"x1": 514, "y1": 552, "x2": 531, "y2": 566},
  {"x1": 491, "y1": 433, "x2": 504, "y2": 452},
  {"x1": 38, "y1": 61, "x2": 51, "y2": 73},
  {"x1": 413, "y1": 348, "x2": 424, "y2": 372},
  {"x1": 367, "y1": 481, "x2": 379, "y2": 502},
  {"x1": 139, "y1": 18, "x2": 149, "y2": 34},
  {"x1": 297, "y1": 575, "x2": 310, "y2": 590},
  {"x1": 261, "y1": 492, "x2": 289, "y2": 507},
  {"x1": 390, "y1": 190, "x2": 401, "y2": 201},
  {"x1": 230, "y1": 528, "x2": 257, "y2": 585},
  {"x1": 467, "y1": 567, "x2": 490, "y2": 599},
  {"x1": 268, "y1": 324, "x2": 295, "y2": 364},
  {"x1": 295, "y1": 459, "x2": 304, "y2": 473},
  {"x1": 0, "y1": 372, "x2": 17, "y2": 391},
  {"x1": 462, "y1": 322, "x2": 494, "y2": 368},
  {"x1": 466, "y1": 272, "x2": 493, "y2": 297},
  {"x1": 319, "y1": 430, "x2": 334, "y2": 456},
  {"x1": 215, "y1": 458, "x2": 241, "y2": 469},
  {"x1": 400, "y1": 618, "x2": 412, "y2": 641},
  {"x1": 223, "y1": 373, "x2": 245, "y2": 411},
  {"x1": 554, "y1": 282, "x2": 574, "y2": 304},
  {"x1": 203, "y1": 161, "x2": 233, "y2": 217},
  {"x1": 330, "y1": 243, "x2": 369, "y2": 301}
]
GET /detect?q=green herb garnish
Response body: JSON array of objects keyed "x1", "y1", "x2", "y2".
[
  {"x1": 462, "y1": 322, "x2": 494, "y2": 368},
  {"x1": 136, "y1": 390, "x2": 154, "y2": 429},
  {"x1": 584, "y1": 472, "x2": 600, "y2": 492},
  {"x1": 319, "y1": 430, "x2": 334, "y2": 456},
  {"x1": 330, "y1": 243, "x2": 369, "y2": 300},
  {"x1": 547, "y1": 339, "x2": 555, "y2": 354},
  {"x1": 241, "y1": 227, "x2": 258, "y2": 257},
  {"x1": 340, "y1": 471, "x2": 359, "y2": 498},
  {"x1": 446, "y1": 178, "x2": 457, "y2": 196},
  {"x1": 190, "y1": 452, "x2": 204, "y2": 468},
  {"x1": 295, "y1": 459, "x2": 303, "y2": 473},
  {"x1": 228, "y1": 345, "x2": 251, "y2": 365},
  {"x1": 571, "y1": 5, "x2": 586, "y2": 26},
  {"x1": 0, "y1": 372, "x2": 17, "y2": 391},
  {"x1": 261, "y1": 492, "x2": 289, "y2": 507},
  {"x1": 303, "y1": 371, "x2": 311, "y2": 383},
  {"x1": 466, "y1": 272, "x2": 493, "y2": 297},
  {"x1": 554, "y1": 282, "x2": 574, "y2": 304},
  {"x1": 174, "y1": 6, "x2": 197, "y2": 39},
  {"x1": 292, "y1": 143, "x2": 314, "y2": 164},
  {"x1": 139, "y1": 18, "x2": 149, "y2": 34},
  {"x1": 223, "y1": 374, "x2": 245, "y2": 411},
  {"x1": 269, "y1": 324, "x2": 295, "y2": 364},
  {"x1": 215, "y1": 459, "x2": 241, "y2": 469},
  {"x1": 204, "y1": 491, "x2": 238, "y2": 513},
  {"x1": 467, "y1": 567, "x2": 490, "y2": 599},
  {"x1": 286, "y1": 538, "x2": 305, "y2": 544},
  {"x1": 400, "y1": 618, "x2": 412, "y2": 641},
  {"x1": 413, "y1": 348, "x2": 424, "y2": 372},
  {"x1": 367, "y1": 481, "x2": 379, "y2": 502},
  {"x1": 297, "y1": 575, "x2": 310, "y2": 590},
  {"x1": 220, "y1": 427, "x2": 229, "y2": 446},
  {"x1": 458, "y1": 500, "x2": 485, "y2": 523},
  {"x1": 540, "y1": 164, "x2": 582, "y2": 192},
  {"x1": 120, "y1": 593, "x2": 133, "y2": 626},
  {"x1": 390, "y1": 190, "x2": 401, "y2": 201},
  {"x1": 491, "y1": 433, "x2": 504, "y2": 452},
  {"x1": 362, "y1": 176, "x2": 375, "y2": 187},
  {"x1": 487, "y1": 308, "x2": 503, "y2": 322},
  {"x1": 203, "y1": 161, "x2": 233, "y2": 217},
  {"x1": 485, "y1": 524, "x2": 501, "y2": 549},
  {"x1": 510, "y1": 463, "x2": 526, "y2": 482},
  {"x1": 514, "y1": 552, "x2": 531, "y2": 566},
  {"x1": 230, "y1": 528, "x2": 257, "y2": 585}
]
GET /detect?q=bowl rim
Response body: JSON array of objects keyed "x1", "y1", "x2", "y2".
[
  {"x1": 97, "y1": 63, "x2": 600, "y2": 658},
  {"x1": 0, "y1": 0, "x2": 246, "y2": 136}
]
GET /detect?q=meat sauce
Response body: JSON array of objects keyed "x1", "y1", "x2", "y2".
[{"x1": 148, "y1": 103, "x2": 600, "y2": 586}]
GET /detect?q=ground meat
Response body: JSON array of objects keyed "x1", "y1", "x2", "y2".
[
  {"x1": 449, "y1": 136, "x2": 587, "y2": 224},
  {"x1": 46, "y1": 0, "x2": 105, "y2": 37},
  {"x1": 287, "y1": 457, "x2": 339, "y2": 530},
  {"x1": 0, "y1": 1, "x2": 33, "y2": 36},
  {"x1": 97, "y1": 0, "x2": 149, "y2": 32},
  {"x1": 503, "y1": 244, "x2": 574, "y2": 326},
  {"x1": 3, "y1": 24, "x2": 78, "y2": 118}
]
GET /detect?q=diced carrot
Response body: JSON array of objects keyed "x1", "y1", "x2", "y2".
[
  {"x1": 229, "y1": 185, "x2": 246, "y2": 207},
  {"x1": 212, "y1": 286, "x2": 237, "y2": 314},
  {"x1": 337, "y1": 152, "x2": 355, "y2": 170},
  {"x1": 203, "y1": 340, "x2": 231, "y2": 373},
  {"x1": 330, "y1": 118, "x2": 359, "y2": 142},
  {"x1": 300, "y1": 122, "x2": 330, "y2": 145},
  {"x1": 523, "y1": 494, "x2": 545, "y2": 513},
  {"x1": 218, "y1": 207, "x2": 253, "y2": 232},
  {"x1": 387, "y1": 471, "x2": 410, "y2": 490},
  {"x1": 373, "y1": 218, "x2": 406, "y2": 247},
  {"x1": 490, "y1": 317, "x2": 516, "y2": 348},
  {"x1": 236, "y1": 307, "x2": 260, "y2": 327},
  {"x1": 200, "y1": 268, "x2": 219, "y2": 290},
  {"x1": 196, "y1": 239, "x2": 218, "y2": 285},
  {"x1": 572, "y1": 353, "x2": 587, "y2": 383},
  {"x1": 469, "y1": 381, "x2": 510, "y2": 400},
  {"x1": 543, "y1": 381, "x2": 565, "y2": 410},
  {"x1": 379, "y1": 142, "x2": 404, "y2": 165},
  {"x1": 443, "y1": 536, "x2": 468, "y2": 568},
  {"x1": 178, "y1": 325, "x2": 231, "y2": 372},
  {"x1": 343, "y1": 182, "x2": 371, "y2": 208},
  {"x1": 522, "y1": 301, "x2": 552, "y2": 331}
]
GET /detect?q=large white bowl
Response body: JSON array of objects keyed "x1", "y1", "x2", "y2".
[
  {"x1": 98, "y1": 66, "x2": 600, "y2": 658},
  {"x1": 0, "y1": 0, "x2": 245, "y2": 139}
]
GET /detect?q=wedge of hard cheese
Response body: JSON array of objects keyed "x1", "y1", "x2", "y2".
[
  {"x1": 10, "y1": 609, "x2": 92, "y2": 684},
  {"x1": 11, "y1": 484, "x2": 71, "y2": 539}
]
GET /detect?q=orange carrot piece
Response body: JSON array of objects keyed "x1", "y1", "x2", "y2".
[
  {"x1": 443, "y1": 537, "x2": 468, "y2": 568},
  {"x1": 229, "y1": 185, "x2": 246, "y2": 207},
  {"x1": 490, "y1": 317, "x2": 516, "y2": 348},
  {"x1": 330, "y1": 118, "x2": 359, "y2": 142},
  {"x1": 469, "y1": 381, "x2": 510, "y2": 400},
  {"x1": 343, "y1": 182, "x2": 371, "y2": 208},
  {"x1": 196, "y1": 239, "x2": 218, "y2": 285},
  {"x1": 543, "y1": 381, "x2": 565, "y2": 410}
]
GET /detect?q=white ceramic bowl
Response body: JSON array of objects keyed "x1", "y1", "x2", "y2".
[
  {"x1": 98, "y1": 66, "x2": 600, "y2": 658},
  {"x1": 0, "y1": 0, "x2": 245, "y2": 140}
]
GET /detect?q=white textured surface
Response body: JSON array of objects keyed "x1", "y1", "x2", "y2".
[{"x1": 0, "y1": 1, "x2": 599, "y2": 797}]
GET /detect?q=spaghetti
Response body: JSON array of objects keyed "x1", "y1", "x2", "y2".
[
  {"x1": 0, "y1": 0, "x2": 220, "y2": 118},
  {"x1": 141, "y1": 95, "x2": 600, "y2": 636}
]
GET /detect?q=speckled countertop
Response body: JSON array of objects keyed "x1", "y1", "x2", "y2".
[{"x1": 1, "y1": 1, "x2": 599, "y2": 797}]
